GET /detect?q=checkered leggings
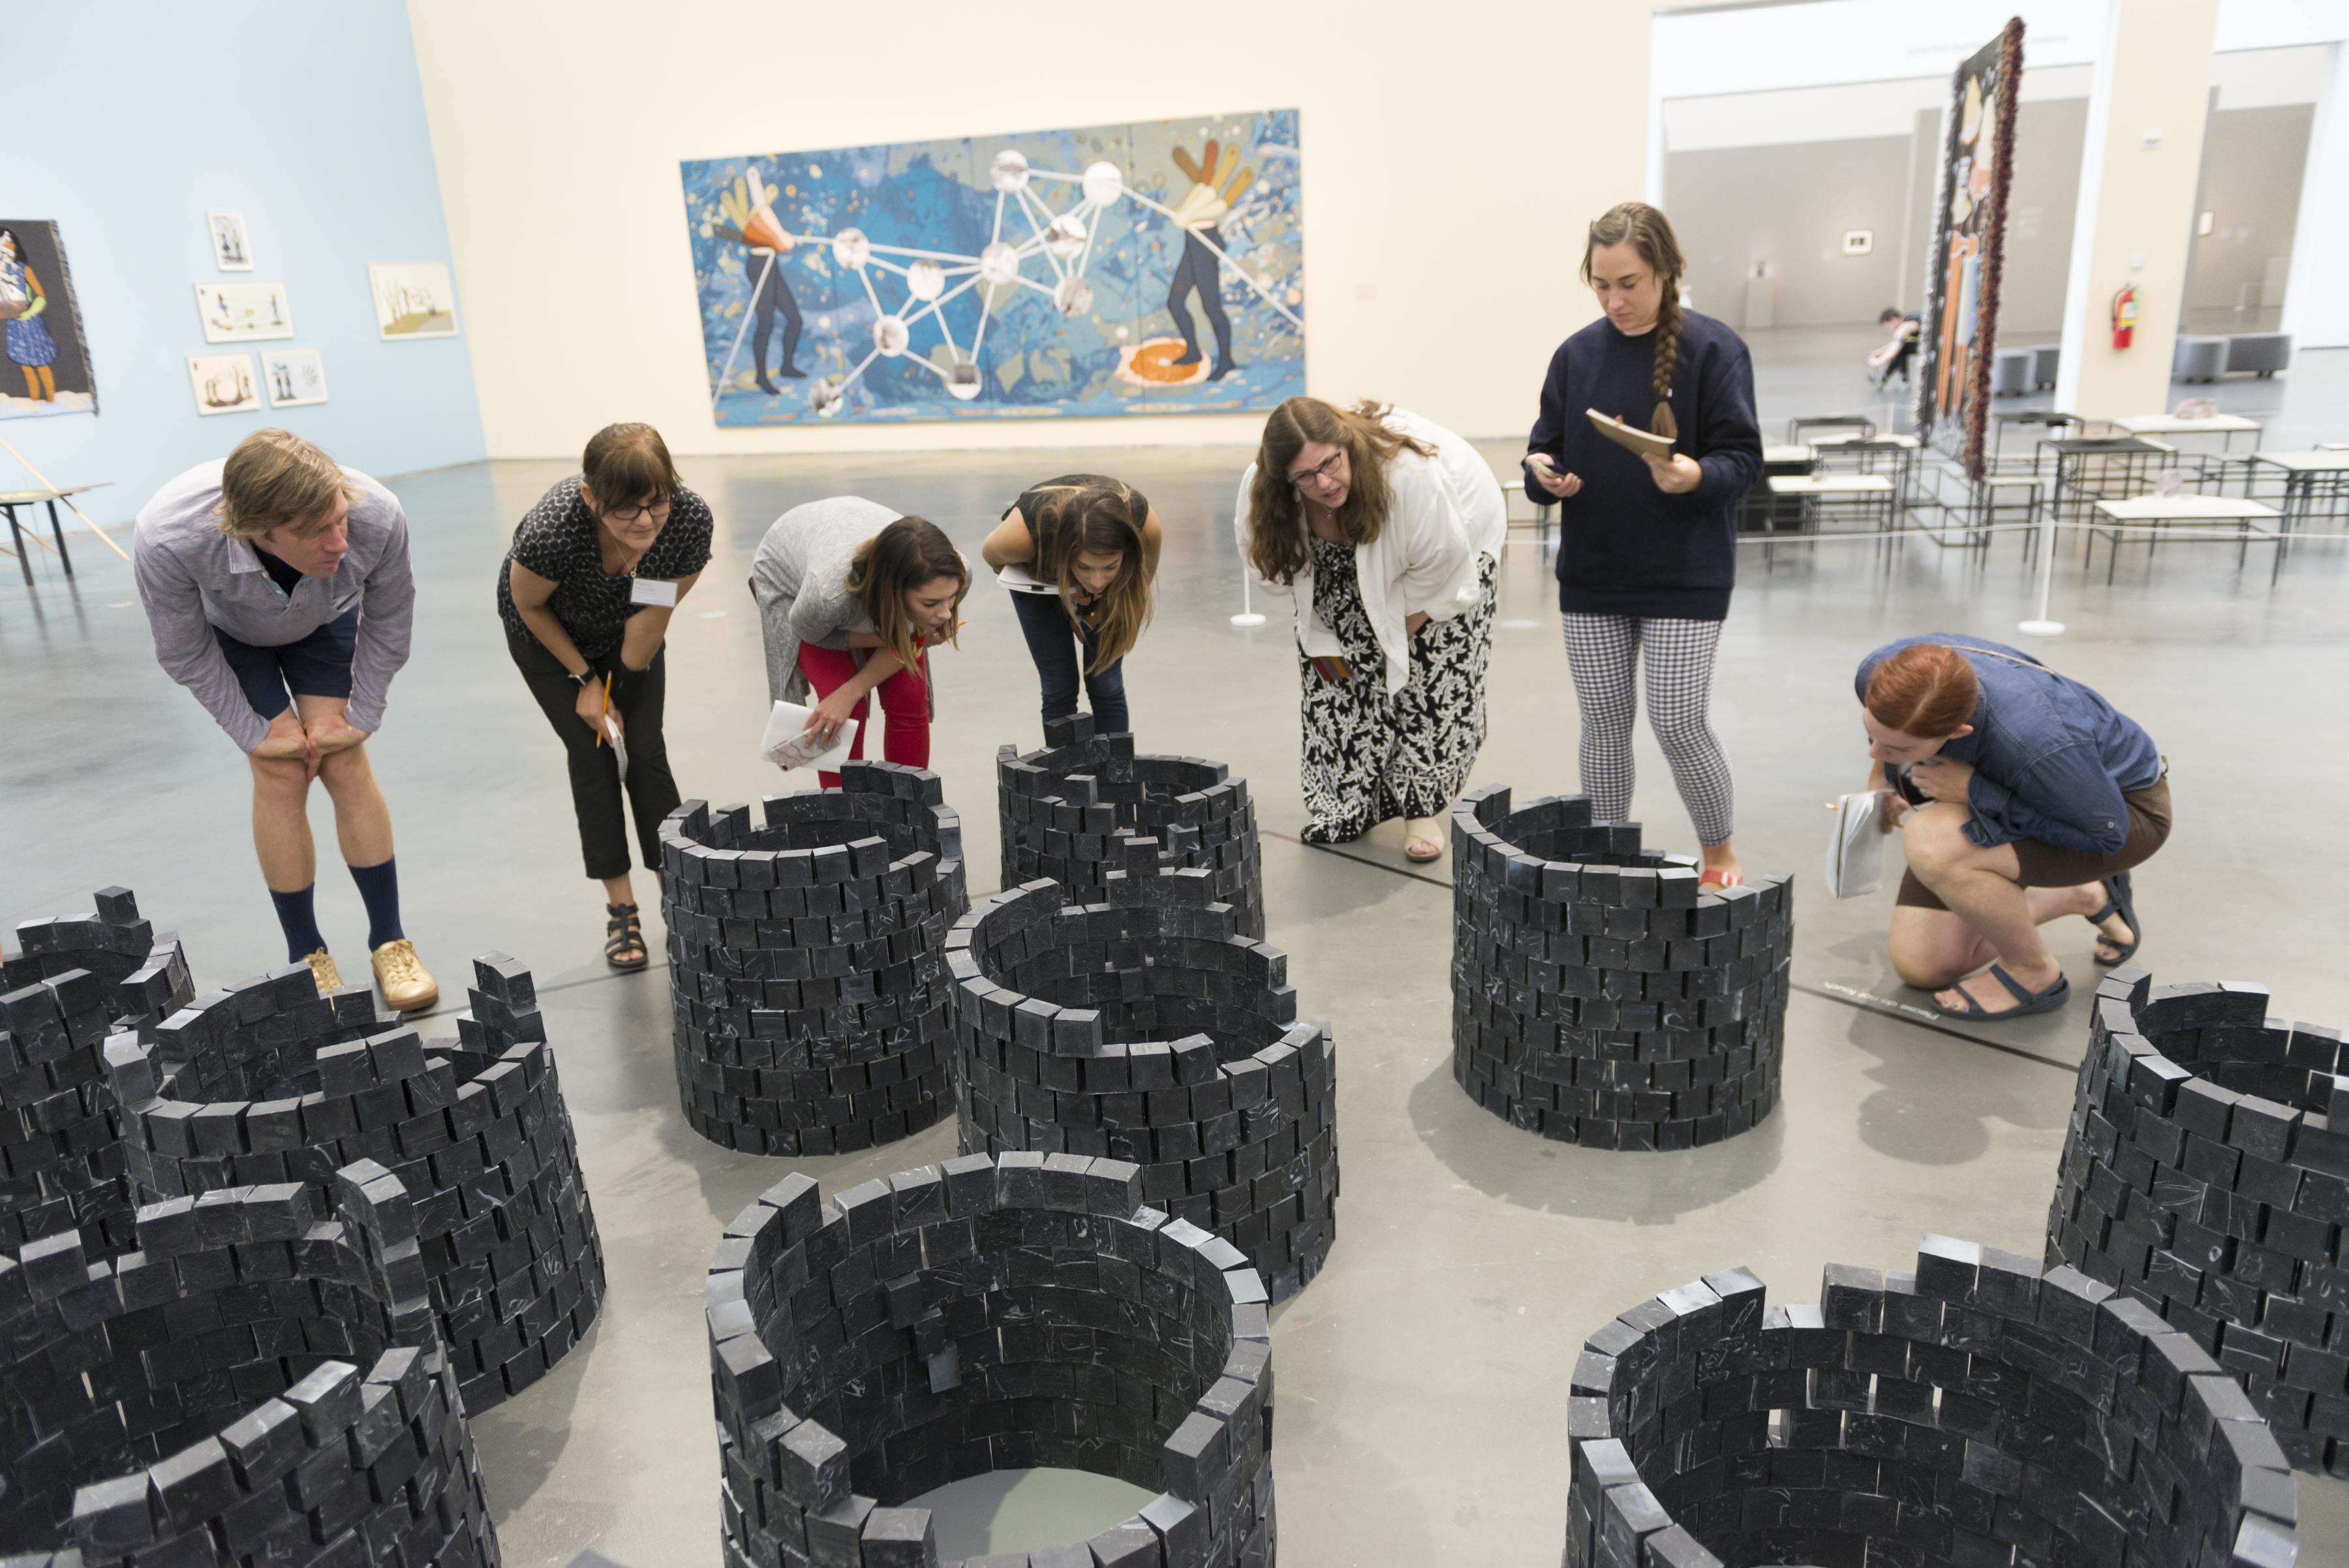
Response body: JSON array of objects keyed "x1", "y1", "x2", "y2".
[{"x1": 1561, "y1": 613, "x2": 1735, "y2": 847}]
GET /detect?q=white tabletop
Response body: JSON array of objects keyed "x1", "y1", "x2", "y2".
[
  {"x1": 2109, "y1": 413, "x2": 2262, "y2": 435},
  {"x1": 1811, "y1": 432, "x2": 1920, "y2": 448},
  {"x1": 1771, "y1": 474, "x2": 1894, "y2": 494},
  {"x1": 1762, "y1": 444, "x2": 1813, "y2": 463},
  {"x1": 2251, "y1": 450, "x2": 2349, "y2": 473},
  {"x1": 2092, "y1": 496, "x2": 2278, "y2": 521}
]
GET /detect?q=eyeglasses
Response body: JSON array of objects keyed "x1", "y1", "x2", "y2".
[
  {"x1": 1287, "y1": 450, "x2": 1345, "y2": 491},
  {"x1": 603, "y1": 497, "x2": 672, "y2": 525}
]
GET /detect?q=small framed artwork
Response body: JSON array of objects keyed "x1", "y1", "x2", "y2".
[
  {"x1": 196, "y1": 281, "x2": 294, "y2": 342},
  {"x1": 187, "y1": 352, "x2": 260, "y2": 415},
  {"x1": 207, "y1": 211, "x2": 252, "y2": 271},
  {"x1": 260, "y1": 347, "x2": 328, "y2": 407},
  {"x1": 369, "y1": 262, "x2": 460, "y2": 340},
  {"x1": 1842, "y1": 230, "x2": 1875, "y2": 256}
]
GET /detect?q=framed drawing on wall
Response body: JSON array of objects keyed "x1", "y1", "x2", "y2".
[
  {"x1": 207, "y1": 211, "x2": 253, "y2": 271},
  {"x1": 196, "y1": 281, "x2": 294, "y2": 342},
  {"x1": 1, "y1": 220, "x2": 99, "y2": 419},
  {"x1": 1841, "y1": 230, "x2": 1873, "y2": 256},
  {"x1": 187, "y1": 352, "x2": 260, "y2": 415},
  {"x1": 369, "y1": 263, "x2": 460, "y2": 339},
  {"x1": 260, "y1": 347, "x2": 328, "y2": 407}
]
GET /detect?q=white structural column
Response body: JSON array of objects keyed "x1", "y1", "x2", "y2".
[
  {"x1": 2054, "y1": 0, "x2": 2220, "y2": 420},
  {"x1": 2281, "y1": 40, "x2": 2349, "y2": 349}
]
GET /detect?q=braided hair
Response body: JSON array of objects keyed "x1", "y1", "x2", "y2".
[{"x1": 1582, "y1": 202, "x2": 1689, "y2": 442}]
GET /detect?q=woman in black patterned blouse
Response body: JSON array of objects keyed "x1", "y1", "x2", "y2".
[{"x1": 499, "y1": 423, "x2": 712, "y2": 969}]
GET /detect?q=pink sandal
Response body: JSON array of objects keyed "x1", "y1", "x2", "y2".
[{"x1": 1698, "y1": 869, "x2": 1744, "y2": 893}]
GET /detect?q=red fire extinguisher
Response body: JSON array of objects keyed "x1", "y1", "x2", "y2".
[{"x1": 2111, "y1": 284, "x2": 2138, "y2": 350}]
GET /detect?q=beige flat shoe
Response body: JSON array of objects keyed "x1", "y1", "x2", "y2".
[
  {"x1": 301, "y1": 947, "x2": 343, "y2": 996},
  {"x1": 1404, "y1": 816, "x2": 1447, "y2": 862},
  {"x1": 371, "y1": 938, "x2": 440, "y2": 1013}
]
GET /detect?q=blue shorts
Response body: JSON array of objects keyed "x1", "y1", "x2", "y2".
[{"x1": 212, "y1": 607, "x2": 359, "y2": 719}]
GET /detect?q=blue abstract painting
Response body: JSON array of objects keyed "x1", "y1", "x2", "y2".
[{"x1": 681, "y1": 108, "x2": 1302, "y2": 426}]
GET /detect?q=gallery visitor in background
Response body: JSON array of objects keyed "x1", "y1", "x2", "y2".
[
  {"x1": 977, "y1": 474, "x2": 1161, "y2": 737},
  {"x1": 500, "y1": 423, "x2": 711, "y2": 972},
  {"x1": 1237, "y1": 396, "x2": 1507, "y2": 862},
  {"x1": 1524, "y1": 200, "x2": 1762, "y2": 893},
  {"x1": 1869, "y1": 306, "x2": 1922, "y2": 388},
  {"x1": 132, "y1": 429, "x2": 437, "y2": 1011},
  {"x1": 1854, "y1": 636, "x2": 2160, "y2": 1021},
  {"x1": 751, "y1": 499, "x2": 970, "y2": 789}
]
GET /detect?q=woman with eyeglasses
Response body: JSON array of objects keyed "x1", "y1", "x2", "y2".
[
  {"x1": 1236, "y1": 397, "x2": 1507, "y2": 861},
  {"x1": 501, "y1": 422, "x2": 711, "y2": 970},
  {"x1": 977, "y1": 474, "x2": 1161, "y2": 736}
]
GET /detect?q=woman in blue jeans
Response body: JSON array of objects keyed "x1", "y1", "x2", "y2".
[{"x1": 979, "y1": 475, "x2": 1161, "y2": 735}]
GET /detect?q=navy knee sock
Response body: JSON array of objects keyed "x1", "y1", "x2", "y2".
[
  {"x1": 269, "y1": 885, "x2": 328, "y2": 963},
  {"x1": 348, "y1": 857, "x2": 406, "y2": 951}
]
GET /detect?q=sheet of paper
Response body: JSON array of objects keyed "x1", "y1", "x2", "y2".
[
  {"x1": 604, "y1": 714, "x2": 629, "y2": 778},
  {"x1": 760, "y1": 699, "x2": 857, "y2": 773},
  {"x1": 1585, "y1": 408, "x2": 1677, "y2": 458},
  {"x1": 995, "y1": 563, "x2": 1057, "y2": 595},
  {"x1": 629, "y1": 577, "x2": 678, "y2": 607},
  {"x1": 1824, "y1": 792, "x2": 1886, "y2": 900}
]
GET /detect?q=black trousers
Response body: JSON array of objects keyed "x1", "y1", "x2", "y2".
[{"x1": 509, "y1": 631, "x2": 681, "y2": 882}]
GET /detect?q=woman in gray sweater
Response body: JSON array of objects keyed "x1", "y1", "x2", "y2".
[{"x1": 749, "y1": 496, "x2": 968, "y2": 786}]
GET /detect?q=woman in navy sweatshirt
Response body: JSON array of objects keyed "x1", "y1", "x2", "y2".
[{"x1": 1523, "y1": 202, "x2": 1762, "y2": 891}]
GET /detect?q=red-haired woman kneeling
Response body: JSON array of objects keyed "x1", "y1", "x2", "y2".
[{"x1": 1855, "y1": 636, "x2": 2164, "y2": 1021}]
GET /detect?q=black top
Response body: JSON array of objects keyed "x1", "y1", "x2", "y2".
[
  {"x1": 1011, "y1": 474, "x2": 1151, "y2": 623},
  {"x1": 1524, "y1": 310, "x2": 1762, "y2": 620},
  {"x1": 254, "y1": 545, "x2": 305, "y2": 596},
  {"x1": 496, "y1": 476, "x2": 714, "y2": 657}
]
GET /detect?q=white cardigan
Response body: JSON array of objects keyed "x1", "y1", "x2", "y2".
[{"x1": 1233, "y1": 408, "x2": 1509, "y2": 695}]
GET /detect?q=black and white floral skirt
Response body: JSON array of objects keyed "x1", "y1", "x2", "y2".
[{"x1": 1298, "y1": 541, "x2": 1498, "y2": 843}]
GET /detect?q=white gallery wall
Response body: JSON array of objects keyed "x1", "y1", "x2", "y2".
[{"x1": 405, "y1": 0, "x2": 1652, "y2": 455}]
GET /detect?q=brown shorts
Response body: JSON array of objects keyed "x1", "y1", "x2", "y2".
[{"x1": 1896, "y1": 774, "x2": 2172, "y2": 911}]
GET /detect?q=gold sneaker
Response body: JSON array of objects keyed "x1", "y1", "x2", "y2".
[
  {"x1": 301, "y1": 948, "x2": 343, "y2": 996},
  {"x1": 370, "y1": 939, "x2": 439, "y2": 1013}
]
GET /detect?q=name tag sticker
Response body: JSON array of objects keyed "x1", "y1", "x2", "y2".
[{"x1": 629, "y1": 577, "x2": 678, "y2": 607}]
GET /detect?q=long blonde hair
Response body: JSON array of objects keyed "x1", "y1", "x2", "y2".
[
  {"x1": 847, "y1": 516, "x2": 968, "y2": 671},
  {"x1": 1582, "y1": 202, "x2": 1688, "y2": 441},
  {"x1": 1244, "y1": 397, "x2": 1435, "y2": 587},
  {"x1": 1026, "y1": 478, "x2": 1152, "y2": 673}
]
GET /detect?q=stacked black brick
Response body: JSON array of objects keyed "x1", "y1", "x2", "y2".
[
  {"x1": 2048, "y1": 967, "x2": 2349, "y2": 1476},
  {"x1": 661, "y1": 762, "x2": 968, "y2": 1156},
  {"x1": 1451, "y1": 787, "x2": 1791, "y2": 1150},
  {"x1": 951, "y1": 855, "x2": 1338, "y2": 1302},
  {"x1": 1565, "y1": 1237, "x2": 2299, "y2": 1568},
  {"x1": 102, "y1": 955, "x2": 605, "y2": 1415},
  {"x1": 0, "y1": 1161, "x2": 501, "y2": 1566},
  {"x1": 705, "y1": 1151, "x2": 1275, "y2": 1568},
  {"x1": 1, "y1": 888, "x2": 192, "y2": 1256},
  {"x1": 998, "y1": 711, "x2": 1265, "y2": 939}
]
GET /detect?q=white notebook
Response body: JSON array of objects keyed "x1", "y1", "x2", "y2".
[
  {"x1": 1824, "y1": 792, "x2": 1887, "y2": 900},
  {"x1": 760, "y1": 700, "x2": 858, "y2": 773}
]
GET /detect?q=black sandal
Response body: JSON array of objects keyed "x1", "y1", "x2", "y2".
[
  {"x1": 605, "y1": 902, "x2": 649, "y2": 971},
  {"x1": 2087, "y1": 872, "x2": 2142, "y2": 966},
  {"x1": 1933, "y1": 963, "x2": 2071, "y2": 1021}
]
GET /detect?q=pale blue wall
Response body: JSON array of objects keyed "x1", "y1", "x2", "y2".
[{"x1": 7, "y1": 1, "x2": 482, "y2": 525}]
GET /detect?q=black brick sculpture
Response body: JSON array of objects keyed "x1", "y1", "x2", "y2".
[
  {"x1": 1451, "y1": 788, "x2": 1791, "y2": 1150},
  {"x1": 2049, "y1": 967, "x2": 2349, "y2": 1477},
  {"x1": 661, "y1": 763, "x2": 968, "y2": 1158},
  {"x1": 949, "y1": 854, "x2": 1337, "y2": 1302},
  {"x1": 705, "y1": 1151, "x2": 1275, "y2": 1568},
  {"x1": 1564, "y1": 1237, "x2": 2300, "y2": 1568},
  {"x1": 100, "y1": 955, "x2": 604, "y2": 1415},
  {"x1": 2, "y1": 889, "x2": 194, "y2": 1256},
  {"x1": 0, "y1": 1163, "x2": 502, "y2": 1566},
  {"x1": 998, "y1": 712, "x2": 1265, "y2": 940}
]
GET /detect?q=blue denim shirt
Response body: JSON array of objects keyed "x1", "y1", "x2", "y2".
[{"x1": 1856, "y1": 636, "x2": 2162, "y2": 853}]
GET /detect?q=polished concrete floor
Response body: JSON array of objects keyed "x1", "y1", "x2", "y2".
[{"x1": 7, "y1": 343, "x2": 2349, "y2": 1564}]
